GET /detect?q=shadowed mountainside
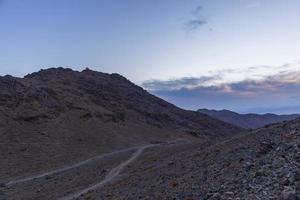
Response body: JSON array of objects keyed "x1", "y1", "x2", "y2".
[
  {"x1": 198, "y1": 108, "x2": 300, "y2": 129},
  {"x1": 0, "y1": 68, "x2": 242, "y2": 180}
]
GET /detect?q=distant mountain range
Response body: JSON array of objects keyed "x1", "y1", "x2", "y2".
[{"x1": 198, "y1": 108, "x2": 300, "y2": 129}]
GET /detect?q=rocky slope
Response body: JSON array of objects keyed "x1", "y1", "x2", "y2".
[
  {"x1": 5, "y1": 116, "x2": 300, "y2": 199},
  {"x1": 198, "y1": 108, "x2": 300, "y2": 129},
  {"x1": 65, "y1": 119, "x2": 300, "y2": 200},
  {"x1": 0, "y1": 68, "x2": 241, "y2": 181}
]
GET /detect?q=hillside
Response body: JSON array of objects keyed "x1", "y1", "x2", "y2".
[
  {"x1": 0, "y1": 68, "x2": 242, "y2": 182},
  {"x1": 198, "y1": 108, "x2": 300, "y2": 129},
  {"x1": 53, "y1": 118, "x2": 300, "y2": 200},
  {"x1": 5, "y1": 110, "x2": 300, "y2": 199}
]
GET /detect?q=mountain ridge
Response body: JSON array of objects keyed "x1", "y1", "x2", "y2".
[{"x1": 198, "y1": 108, "x2": 300, "y2": 129}]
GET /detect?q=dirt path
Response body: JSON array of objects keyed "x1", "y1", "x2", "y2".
[
  {"x1": 7, "y1": 139, "x2": 189, "y2": 187},
  {"x1": 6, "y1": 146, "x2": 139, "y2": 186},
  {"x1": 59, "y1": 139, "x2": 189, "y2": 200},
  {"x1": 59, "y1": 146, "x2": 148, "y2": 200}
]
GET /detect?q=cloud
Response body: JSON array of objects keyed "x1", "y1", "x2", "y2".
[
  {"x1": 143, "y1": 62, "x2": 300, "y2": 91},
  {"x1": 194, "y1": 5, "x2": 203, "y2": 14},
  {"x1": 143, "y1": 75, "x2": 221, "y2": 91},
  {"x1": 142, "y1": 65, "x2": 300, "y2": 114},
  {"x1": 143, "y1": 76, "x2": 210, "y2": 90},
  {"x1": 185, "y1": 19, "x2": 207, "y2": 30},
  {"x1": 185, "y1": 5, "x2": 208, "y2": 30}
]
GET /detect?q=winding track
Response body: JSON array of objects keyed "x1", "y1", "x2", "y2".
[
  {"x1": 59, "y1": 139, "x2": 189, "y2": 200},
  {"x1": 7, "y1": 139, "x2": 189, "y2": 200},
  {"x1": 7, "y1": 146, "x2": 139, "y2": 186},
  {"x1": 59, "y1": 145, "x2": 150, "y2": 200}
]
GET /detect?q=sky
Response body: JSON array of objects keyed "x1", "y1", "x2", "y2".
[{"x1": 1, "y1": 0, "x2": 300, "y2": 114}]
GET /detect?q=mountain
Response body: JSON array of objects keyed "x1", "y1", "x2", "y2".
[
  {"x1": 198, "y1": 108, "x2": 300, "y2": 129},
  {"x1": 1, "y1": 68, "x2": 242, "y2": 182}
]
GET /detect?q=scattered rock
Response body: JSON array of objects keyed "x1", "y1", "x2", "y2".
[
  {"x1": 280, "y1": 187, "x2": 297, "y2": 200},
  {"x1": 294, "y1": 171, "x2": 300, "y2": 181},
  {"x1": 209, "y1": 192, "x2": 221, "y2": 200},
  {"x1": 294, "y1": 181, "x2": 300, "y2": 191},
  {"x1": 170, "y1": 181, "x2": 178, "y2": 187},
  {"x1": 168, "y1": 161, "x2": 175, "y2": 166}
]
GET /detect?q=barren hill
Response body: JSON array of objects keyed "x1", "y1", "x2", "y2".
[{"x1": 1, "y1": 68, "x2": 241, "y2": 181}]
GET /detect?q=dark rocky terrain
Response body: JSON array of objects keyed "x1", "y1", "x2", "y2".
[
  {"x1": 198, "y1": 108, "x2": 300, "y2": 129},
  {"x1": 60, "y1": 118, "x2": 300, "y2": 200},
  {"x1": 4, "y1": 115, "x2": 300, "y2": 199},
  {"x1": 1, "y1": 68, "x2": 242, "y2": 199}
]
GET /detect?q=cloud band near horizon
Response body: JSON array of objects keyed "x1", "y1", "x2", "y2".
[{"x1": 142, "y1": 65, "x2": 300, "y2": 114}]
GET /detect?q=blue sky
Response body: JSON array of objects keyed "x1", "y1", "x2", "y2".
[{"x1": 1, "y1": 0, "x2": 300, "y2": 113}]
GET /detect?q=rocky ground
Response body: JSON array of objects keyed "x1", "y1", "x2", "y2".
[
  {"x1": 2, "y1": 140, "x2": 194, "y2": 200},
  {"x1": 66, "y1": 119, "x2": 300, "y2": 200},
  {"x1": 2, "y1": 119, "x2": 300, "y2": 199}
]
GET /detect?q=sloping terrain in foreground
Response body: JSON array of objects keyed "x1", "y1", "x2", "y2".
[
  {"x1": 198, "y1": 108, "x2": 300, "y2": 129},
  {"x1": 49, "y1": 119, "x2": 300, "y2": 200},
  {"x1": 4, "y1": 139, "x2": 191, "y2": 199},
  {"x1": 4, "y1": 118, "x2": 300, "y2": 199}
]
